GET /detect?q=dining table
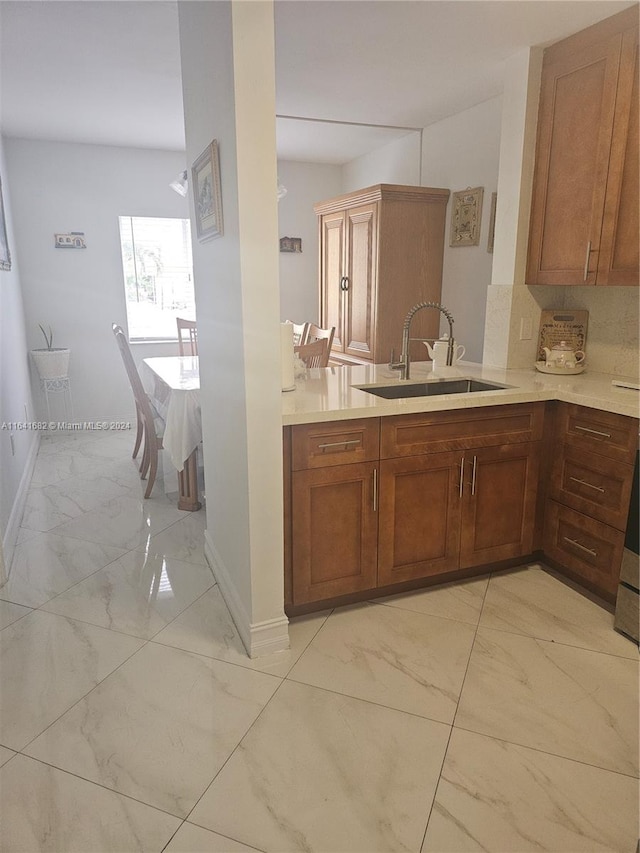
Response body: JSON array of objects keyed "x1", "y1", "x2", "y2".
[{"x1": 141, "y1": 356, "x2": 202, "y2": 511}]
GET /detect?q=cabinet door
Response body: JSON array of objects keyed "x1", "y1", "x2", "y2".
[
  {"x1": 344, "y1": 203, "x2": 376, "y2": 361},
  {"x1": 292, "y1": 462, "x2": 378, "y2": 604},
  {"x1": 377, "y1": 452, "x2": 462, "y2": 586},
  {"x1": 459, "y1": 443, "x2": 540, "y2": 568},
  {"x1": 597, "y1": 26, "x2": 639, "y2": 286},
  {"x1": 319, "y1": 212, "x2": 345, "y2": 353},
  {"x1": 527, "y1": 32, "x2": 623, "y2": 285}
]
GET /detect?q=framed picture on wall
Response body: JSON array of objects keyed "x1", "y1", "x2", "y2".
[
  {"x1": 0, "y1": 176, "x2": 11, "y2": 271},
  {"x1": 191, "y1": 140, "x2": 223, "y2": 242},
  {"x1": 449, "y1": 186, "x2": 483, "y2": 247}
]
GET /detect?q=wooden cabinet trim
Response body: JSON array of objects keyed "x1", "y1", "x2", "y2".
[
  {"x1": 314, "y1": 184, "x2": 450, "y2": 215},
  {"x1": 543, "y1": 6, "x2": 638, "y2": 64}
]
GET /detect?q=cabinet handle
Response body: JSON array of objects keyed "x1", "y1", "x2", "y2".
[
  {"x1": 340, "y1": 276, "x2": 350, "y2": 292},
  {"x1": 459, "y1": 457, "x2": 465, "y2": 498},
  {"x1": 372, "y1": 467, "x2": 378, "y2": 512},
  {"x1": 583, "y1": 241, "x2": 592, "y2": 281},
  {"x1": 575, "y1": 425, "x2": 611, "y2": 439},
  {"x1": 317, "y1": 439, "x2": 361, "y2": 450},
  {"x1": 569, "y1": 476, "x2": 605, "y2": 494},
  {"x1": 471, "y1": 455, "x2": 477, "y2": 496},
  {"x1": 563, "y1": 536, "x2": 598, "y2": 558}
]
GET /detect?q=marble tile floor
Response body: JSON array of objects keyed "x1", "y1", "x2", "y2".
[{"x1": 0, "y1": 430, "x2": 638, "y2": 852}]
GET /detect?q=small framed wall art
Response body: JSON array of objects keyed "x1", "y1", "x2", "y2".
[
  {"x1": 450, "y1": 186, "x2": 484, "y2": 247},
  {"x1": 192, "y1": 139, "x2": 223, "y2": 242},
  {"x1": 280, "y1": 236, "x2": 302, "y2": 253}
]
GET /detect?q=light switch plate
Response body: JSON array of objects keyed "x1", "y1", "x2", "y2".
[{"x1": 519, "y1": 317, "x2": 533, "y2": 340}]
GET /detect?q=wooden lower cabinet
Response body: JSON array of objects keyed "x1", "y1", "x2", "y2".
[
  {"x1": 291, "y1": 462, "x2": 378, "y2": 605},
  {"x1": 287, "y1": 403, "x2": 635, "y2": 611},
  {"x1": 378, "y1": 452, "x2": 462, "y2": 586},
  {"x1": 378, "y1": 443, "x2": 540, "y2": 586},
  {"x1": 459, "y1": 443, "x2": 540, "y2": 568}
]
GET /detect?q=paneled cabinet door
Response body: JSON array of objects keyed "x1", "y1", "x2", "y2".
[
  {"x1": 319, "y1": 211, "x2": 346, "y2": 353},
  {"x1": 597, "y1": 26, "x2": 639, "y2": 286},
  {"x1": 343, "y1": 203, "x2": 377, "y2": 361},
  {"x1": 459, "y1": 442, "x2": 540, "y2": 569},
  {"x1": 526, "y1": 8, "x2": 639, "y2": 287},
  {"x1": 292, "y1": 462, "x2": 378, "y2": 605},
  {"x1": 377, "y1": 452, "x2": 462, "y2": 587}
]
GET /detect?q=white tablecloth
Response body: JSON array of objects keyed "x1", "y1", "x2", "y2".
[{"x1": 141, "y1": 357, "x2": 201, "y2": 472}]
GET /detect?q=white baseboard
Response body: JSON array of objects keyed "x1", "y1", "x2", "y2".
[
  {"x1": 2, "y1": 432, "x2": 40, "y2": 581},
  {"x1": 204, "y1": 530, "x2": 289, "y2": 659}
]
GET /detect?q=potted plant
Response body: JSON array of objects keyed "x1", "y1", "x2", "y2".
[{"x1": 30, "y1": 325, "x2": 71, "y2": 380}]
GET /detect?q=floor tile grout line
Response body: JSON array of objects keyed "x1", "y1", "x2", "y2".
[
  {"x1": 3, "y1": 751, "x2": 189, "y2": 823},
  {"x1": 472, "y1": 620, "x2": 638, "y2": 660},
  {"x1": 34, "y1": 557, "x2": 216, "y2": 636},
  {"x1": 282, "y1": 673, "x2": 456, "y2": 728},
  {"x1": 14, "y1": 632, "x2": 153, "y2": 757},
  {"x1": 449, "y1": 721, "x2": 640, "y2": 781},
  {"x1": 180, "y1": 675, "x2": 290, "y2": 839}
]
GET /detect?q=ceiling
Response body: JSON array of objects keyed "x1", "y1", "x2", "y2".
[{"x1": 0, "y1": 0, "x2": 635, "y2": 164}]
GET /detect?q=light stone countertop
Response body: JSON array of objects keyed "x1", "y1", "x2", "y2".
[{"x1": 282, "y1": 361, "x2": 640, "y2": 426}]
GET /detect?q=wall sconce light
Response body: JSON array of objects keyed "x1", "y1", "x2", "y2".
[{"x1": 170, "y1": 170, "x2": 188, "y2": 197}]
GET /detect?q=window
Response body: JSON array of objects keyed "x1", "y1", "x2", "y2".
[{"x1": 118, "y1": 216, "x2": 195, "y2": 341}]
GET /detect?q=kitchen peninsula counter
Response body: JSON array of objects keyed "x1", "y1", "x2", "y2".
[{"x1": 282, "y1": 362, "x2": 640, "y2": 425}]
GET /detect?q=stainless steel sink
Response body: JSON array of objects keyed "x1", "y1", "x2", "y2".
[{"x1": 356, "y1": 378, "x2": 511, "y2": 399}]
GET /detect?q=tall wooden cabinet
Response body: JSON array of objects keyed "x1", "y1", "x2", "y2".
[
  {"x1": 526, "y1": 6, "x2": 639, "y2": 287},
  {"x1": 315, "y1": 184, "x2": 450, "y2": 365}
]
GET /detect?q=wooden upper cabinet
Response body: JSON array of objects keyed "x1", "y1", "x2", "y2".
[
  {"x1": 527, "y1": 7, "x2": 639, "y2": 287},
  {"x1": 315, "y1": 185, "x2": 450, "y2": 365}
]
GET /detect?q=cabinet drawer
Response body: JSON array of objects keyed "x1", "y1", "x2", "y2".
[
  {"x1": 292, "y1": 418, "x2": 380, "y2": 470},
  {"x1": 549, "y1": 443, "x2": 634, "y2": 530},
  {"x1": 559, "y1": 404, "x2": 638, "y2": 464},
  {"x1": 380, "y1": 403, "x2": 544, "y2": 458},
  {"x1": 543, "y1": 500, "x2": 624, "y2": 597}
]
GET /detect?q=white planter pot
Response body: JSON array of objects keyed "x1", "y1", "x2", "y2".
[{"x1": 30, "y1": 348, "x2": 71, "y2": 380}]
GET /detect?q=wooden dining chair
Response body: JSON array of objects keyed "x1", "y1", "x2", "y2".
[
  {"x1": 295, "y1": 338, "x2": 330, "y2": 368},
  {"x1": 285, "y1": 320, "x2": 310, "y2": 346},
  {"x1": 112, "y1": 324, "x2": 164, "y2": 498},
  {"x1": 177, "y1": 318, "x2": 198, "y2": 356},
  {"x1": 306, "y1": 323, "x2": 335, "y2": 354}
]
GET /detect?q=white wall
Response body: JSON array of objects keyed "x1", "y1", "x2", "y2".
[
  {"x1": 341, "y1": 131, "x2": 421, "y2": 192},
  {"x1": 4, "y1": 138, "x2": 189, "y2": 422},
  {"x1": 0, "y1": 136, "x2": 38, "y2": 564},
  {"x1": 179, "y1": 0, "x2": 287, "y2": 656},
  {"x1": 421, "y1": 97, "x2": 502, "y2": 363},
  {"x1": 277, "y1": 159, "x2": 342, "y2": 325}
]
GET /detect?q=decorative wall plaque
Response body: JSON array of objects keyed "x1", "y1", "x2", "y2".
[{"x1": 450, "y1": 186, "x2": 483, "y2": 247}]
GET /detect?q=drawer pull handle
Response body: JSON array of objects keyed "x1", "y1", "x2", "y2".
[
  {"x1": 583, "y1": 240, "x2": 593, "y2": 281},
  {"x1": 575, "y1": 425, "x2": 611, "y2": 439},
  {"x1": 569, "y1": 476, "x2": 605, "y2": 494},
  {"x1": 372, "y1": 467, "x2": 378, "y2": 512},
  {"x1": 563, "y1": 536, "x2": 598, "y2": 558},
  {"x1": 317, "y1": 439, "x2": 361, "y2": 450}
]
